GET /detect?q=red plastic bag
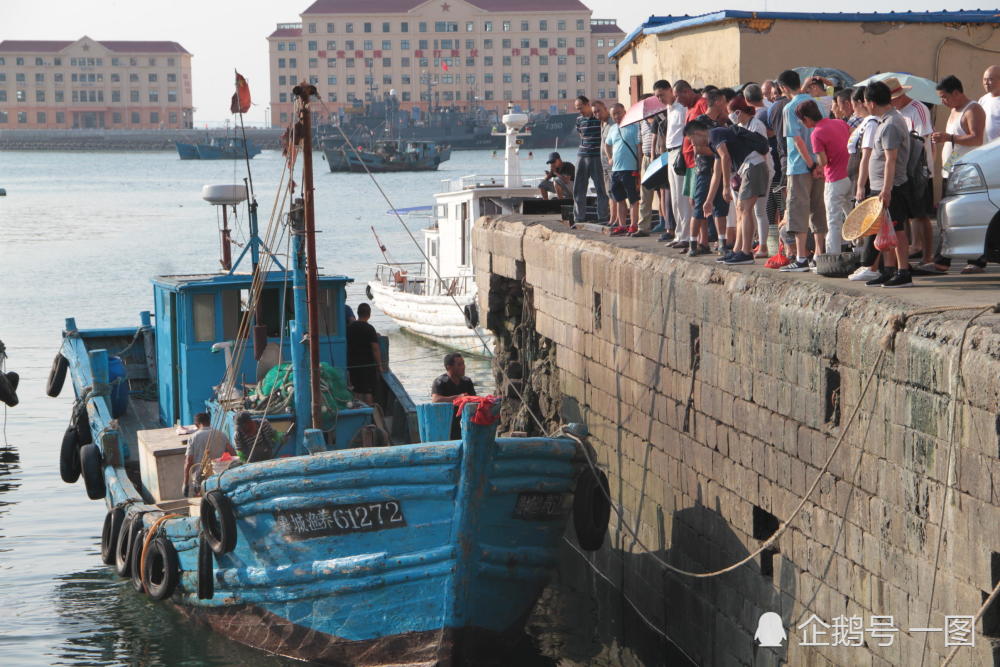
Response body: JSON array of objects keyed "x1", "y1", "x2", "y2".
[{"x1": 874, "y1": 212, "x2": 897, "y2": 251}]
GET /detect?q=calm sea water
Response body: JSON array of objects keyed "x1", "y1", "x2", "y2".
[{"x1": 0, "y1": 148, "x2": 682, "y2": 667}]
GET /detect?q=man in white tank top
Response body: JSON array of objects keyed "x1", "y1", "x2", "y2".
[
  {"x1": 979, "y1": 65, "x2": 1000, "y2": 142},
  {"x1": 927, "y1": 72, "x2": 991, "y2": 274}
]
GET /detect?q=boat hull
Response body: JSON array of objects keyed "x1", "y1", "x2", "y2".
[
  {"x1": 175, "y1": 141, "x2": 199, "y2": 159},
  {"x1": 368, "y1": 281, "x2": 493, "y2": 356},
  {"x1": 195, "y1": 143, "x2": 262, "y2": 160},
  {"x1": 178, "y1": 602, "x2": 540, "y2": 666},
  {"x1": 323, "y1": 148, "x2": 447, "y2": 173}
]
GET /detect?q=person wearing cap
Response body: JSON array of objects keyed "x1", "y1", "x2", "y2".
[
  {"x1": 233, "y1": 411, "x2": 278, "y2": 463},
  {"x1": 539, "y1": 152, "x2": 575, "y2": 200},
  {"x1": 885, "y1": 77, "x2": 934, "y2": 266}
]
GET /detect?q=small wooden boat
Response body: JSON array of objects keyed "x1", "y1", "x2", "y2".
[
  {"x1": 50, "y1": 84, "x2": 608, "y2": 665},
  {"x1": 324, "y1": 139, "x2": 450, "y2": 173}
]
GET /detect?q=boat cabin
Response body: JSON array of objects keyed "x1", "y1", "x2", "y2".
[{"x1": 152, "y1": 271, "x2": 350, "y2": 426}]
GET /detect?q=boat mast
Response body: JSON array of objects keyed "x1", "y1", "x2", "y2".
[{"x1": 294, "y1": 82, "x2": 324, "y2": 430}]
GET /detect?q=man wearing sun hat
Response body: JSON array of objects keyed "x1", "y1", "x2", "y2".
[{"x1": 885, "y1": 77, "x2": 935, "y2": 267}]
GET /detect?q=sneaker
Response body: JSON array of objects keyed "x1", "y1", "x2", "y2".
[
  {"x1": 724, "y1": 251, "x2": 755, "y2": 265},
  {"x1": 715, "y1": 249, "x2": 734, "y2": 263},
  {"x1": 699, "y1": 244, "x2": 712, "y2": 255},
  {"x1": 658, "y1": 233, "x2": 675, "y2": 242},
  {"x1": 609, "y1": 226, "x2": 629, "y2": 236},
  {"x1": 629, "y1": 230, "x2": 650, "y2": 238},
  {"x1": 672, "y1": 241, "x2": 690, "y2": 250},
  {"x1": 688, "y1": 244, "x2": 708, "y2": 257},
  {"x1": 882, "y1": 270, "x2": 914, "y2": 288},
  {"x1": 779, "y1": 259, "x2": 811, "y2": 272},
  {"x1": 848, "y1": 267, "x2": 881, "y2": 282},
  {"x1": 865, "y1": 271, "x2": 891, "y2": 286},
  {"x1": 650, "y1": 223, "x2": 665, "y2": 233}
]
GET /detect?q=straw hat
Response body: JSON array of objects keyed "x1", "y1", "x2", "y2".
[
  {"x1": 842, "y1": 196, "x2": 885, "y2": 241},
  {"x1": 881, "y1": 77, "x2": 912, "y2": 99}
]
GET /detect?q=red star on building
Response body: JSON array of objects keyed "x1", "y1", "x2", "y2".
[{"x1": 441, "y1": 2, "x2": 450, "y2": 10}]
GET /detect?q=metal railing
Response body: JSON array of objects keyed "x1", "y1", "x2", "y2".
[
  {"x1": 374, "y1": 262, "x2": 475, "y2": 297},
  {"x1": 438, "y1": 174, "x2": 543, "y2": 192}
]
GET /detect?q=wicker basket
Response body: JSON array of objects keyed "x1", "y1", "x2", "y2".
[{"x1": 842, "y1": 197, "x2": 885, "y2": 241}]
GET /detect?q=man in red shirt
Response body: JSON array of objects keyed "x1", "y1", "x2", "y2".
[
  {"x1": 675, "y1": 80, "x2": 709, "y2": 252},
  {"x1": 797, "y1": 99, "x2": 851, "y2": 254}
]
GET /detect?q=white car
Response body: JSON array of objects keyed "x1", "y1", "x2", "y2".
[{"x1": 938, "y1": 139, "x2": 1000, "y2": 261}]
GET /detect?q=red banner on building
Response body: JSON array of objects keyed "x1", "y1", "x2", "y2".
[
  {"x1": 567, "y1": 47, "x2": 575, "y2": 55},
  {"x1": 374, "y1": 50, "x2": 382, "y2": 58},
  {"x1": 415, "y1": 49, "x2": 423, "y2": 57},
  {"x1": 337, "y1": 50, "x2": 345, "y2": 58},
  {"x1": 548, "y1": 47, "x2": 557, "y2": 55},
  {"x1": 450, "y1": 49, "x2": 459, "y2": 57},
  {"x1": 512, "y1": 48, "x2": 520, "y2": 55},
  {"x1": 354, "y1": 50, "x2": 363, "y2": 58},
  {"x1": 530, "y1": 48, "x2": 538, "y2": 56}
]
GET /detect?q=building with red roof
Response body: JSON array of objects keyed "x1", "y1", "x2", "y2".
[
  {"x1": 0, "y1": 36, "x2": 193, "y2": 129},
  {"x1": 267, "y1": 0, "x2": 623, "y2": 124}
]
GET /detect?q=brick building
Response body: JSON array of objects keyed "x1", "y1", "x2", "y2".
[
  {"x1": 0, "y1": 36, "x2": 193, "y2": 129},
  {"x1": 267, "y1": 0, "x2": 624, "y2": 126}
]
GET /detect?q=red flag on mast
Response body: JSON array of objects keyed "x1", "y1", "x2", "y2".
[{"x1": 230, "y1": 72, "x2": 251, "y2": 114}]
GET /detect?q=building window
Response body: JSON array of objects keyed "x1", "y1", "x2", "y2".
[
  {"x1": 346, "y1": 40, "x2": 355, "y2": 50},
  {"x1": 128, "y1": 111, "x2": 138, "y2": 124},
  {"x1": 557, "y1": 56, "x2": 567, "y2": 66},
  {"x1": 149, "y1": 73, "x2": 157, "y2": 82},
  {"x1": 401, "y1": 22, "x2": 408, "y2": 33},
  {"x1": 401, "y1": 39, "x2": 410, "y2": 50},
  {"x1": 557, "y1": 38, "x2": 566, "y2": 48},
  {"x1": 576, "y1": 19, "x2": 585, "y2": 30},
  {"x1": 307, "y1": 58, "x2": 316, "y2": 68},
  {"x1": 539, "y1": 90, "x2": 549, "y2": 99},
  {"x1": 466, "y1": 21, "x2": 474, "y2": 32},
  {"x1": 308, "y1": 40, "x2": 317, "y2": 51},
  {"x1": 484, "y1": 56, "x2": 493, "y2": 66},
  {"x1": 364, "y1": 22, "x2": 372, "y2": 33},
  {"x1": 278, "y1": 42, "x2": 286, "y2": 51},
  {"x1": 15, "y1": 57, "x2": 24, "y2": 65},
  {"x1": 558, "y1": 89, "x2": 567, "y2": 99},
  {"x1": 576, "y1": 38, "x2": 585, "y2": 48},
  {"x1": 576, "y1": 73, "x2": 585, "y2": 82},
  {"x1": 484, "y1": 21, "x2": 493, "y2": 32},
  {"x1": 502, "y1": 56, "x2": 511, "y2": 66},
  {"x1": 34, "y1": 72, "x2": 45, "y2": 83},
  {"x1": 54, "y1": 90, "x2": 63, "y2": 102},
  {"x1": 280, "y1": 112, "x2": 288, "y2": 123},
  {"x1": 327, "y1": 22, "x2": 334, "y2": 32},
  {"x1": 149, "y1": 90, "x2": 159, "y2": 102},
  {"x1": 597, "y1": 39, "x2": 605, "y2": 48},
  {"x1": 111, "y1": 90, "x2": 120, "y2": 102},
  {"x1": 540, "y1": 72, "x2": 549, "y2": 83},
  {"x1": 520, "y1": 39, "x2": 529, "y2": 48},
  {"x1": 307, "y1": 22, "x2": 316, "y2": 33},
  {"x1": 15, "y1": 73, "x2": 24, "y2": 83},
  {"x1": 502, "y1": 38, "x2": 511, "y2": 49},
  {"x1": 289, "y1": 58, "x2": 297, "y2": 68},
  {"x1": 502, "y1": 73, "x2": 512, "y2": 83},
  {"x1": 557, "y1": 20, "x2": 566, "y2": 31},
  {"x1": 464, "y1": 39, "x2": 474, "y2": 49},
  {"x1": 363, "y1": 40, "x2": 373, "y2": 50},
  {"x1": 37, "y1": 111, "x2": 46, "y2": 123},
  {"x1": 279, "y1": 92, "x2": 288, "y2": 103},
  {"x1": 484, "y1": 73, "x2": 493, "y2": 84},
  {"x1": 597, "y1": 72, "x2": 605, "y2": 82},
  {"x1": 16, "y1": 90, "x2": 25, "y2": 102},
  {"x1": 288, "y1": 42, "x2": 297, "y2": 51},
  {"x1": 364, "y1": 58, "x2": 373, "y2": 68},
  {"x1": 384, "y1": 22, "x2": 393, "y2": 33},
  {"x1": 383, "y1": 75, "x2": 392, "y2": 84},
  {"x1": 346, "y1": 23, "x2": 354, "y2": 33},
  {"x1": 381, "y1": 57, "x2": 390, "y2": 67},
  {"x1": 401, "y1": 74, "x2": 410, "y2": 84},
  {"x1": 576, "y1": 55, "x2": 585, "y2": 65},
  {"x1": 435, "y1": 21, "x2": 458, "y2": 32},
  {"x1": 0, "y1": 90, "x2": 5, "y2": 102},
  {"x1": 327, "y1": 58, "x2": 337, "y2": 67},
  {"x1": 111, "y1": 111, "x2": 121, "y2": 124},
  {"x1": 401, "y1": 57, "x2": 410, "y2": 67},
  {"x1": 597, "y1": 55, "x2": 605, "y2": 65},
  {"x1": 609, "y1": 72, "x2": 616, "y2": 82},
  {"x1": 521, "y1": 20, "x2": 529, "y2": 31},
  {"x1": 521, "y1": 73, "x2": 530, "y2": 83},
  {"x1": 167, "y1": 57, "x2": 175, "y2": 66},
  {"x1": 57, "y1": 111, "x2": 65, "y2": 123},
  {"x1": 402, "y1": 91, "x2": 410, "y2": 101},
  {"x1": 521, "y1": 56, "x2": 529, "y2": 66},
  {"x1": 540, "y1": 20, "x2": 548, "y2": 30},
  {"x1": 419, "y1": 58, "x2": 428, "y2": 67},
  {"x1": 327, "y1": 92, "x2": 337, "y2": 102},
  {"x1": 309, "y1": 75, "x2": 318, "y2": 85},
  {"x1": 419, "y1": 22, "x2": 426, "y2": 32},
  {"x1": 382, "y1": 40, "x2": 392, "y2": 50},
  {"x1": 18, "y1": 112, "x2": 27, "y2": 124},
  {"x1": 168, "y1": 89, "x2": 177, "y2": 102},
  {"x1": 327, "y1": 75, "x2": 337, "y2": 85},
  {"x1": 130, "y1": 90, "x2": 140, "y2": 102},
  {"x1": 148, "y1": 57, "x2": 156, "y2": 66},
  {"x1": 346, "y1": 75, "x2": 355, "y2": 85},
  {"x1": 151, "y1": 111, "x2": 160, "y2": 124},
  {"x1": 169, "y1": 112, "x2": 177, "y2": 124}
]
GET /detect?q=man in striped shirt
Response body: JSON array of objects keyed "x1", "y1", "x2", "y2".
[{"x1": 573, "y1": 95, "x2": 610, "y2": 223}]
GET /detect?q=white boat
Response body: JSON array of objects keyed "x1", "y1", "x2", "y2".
[{"x1": 369, "y1": 108, "x2": 548, "y2": 357}]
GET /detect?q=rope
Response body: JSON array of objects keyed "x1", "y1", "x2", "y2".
[
  {"x1": 918, "y1": 305, "x2": 993, "y2": 666},
  {"x1": 559, "y1": 302, "x2": 997, "y2": 579},
  {"x1": 137, "y1": 513, "x2": 182, "y2": 592},
  {"x1": 940, "y1": 579, "x2": 1000, "y2": 666}
]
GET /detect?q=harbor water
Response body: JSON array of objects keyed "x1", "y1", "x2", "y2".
[{"x1": 0, "y1": 149, "x2": 680, "y2": 667}]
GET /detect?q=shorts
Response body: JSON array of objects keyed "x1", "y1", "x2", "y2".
[
  {"x1": 870, "y1": 186, "x2": 913, "y2": 232},
  {"x1": 786, "y1": 172, "x2": 828, "y2": 234},
  {"x1": 349, "y1": 366, "x2": 379, "y2": 394},
  {"x1": 683, "y1": 167, "x2": 696, "y2": 198},
  {"x1": 610, "y1": 170, "x2": 640, "y2": 203},
  {"x1": 693, "y1": 168, "x2": 729, "y2": 219},
  {"x1": 738, "y1": 162, "x2": 769, "y2": 200},
  {"x1": 908, "y1": 181, "x2": 933, "y2": 218},
  {"x1": 539, "y1": 178, "x2": 572, "y2": 198}
]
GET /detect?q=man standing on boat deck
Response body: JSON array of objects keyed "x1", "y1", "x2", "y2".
[
  {"x1": 431, "y1": 352, "x2": 477, "y2": 439},
  {"x1": 184, "y1": 412, "x2": 235, "y2": 497},
  {"x1": 347, "y1": 303, "x2": 384, "y2": 405},
  {"x1": 234, "y1": 411, "x2": 278, "y2": 462}
]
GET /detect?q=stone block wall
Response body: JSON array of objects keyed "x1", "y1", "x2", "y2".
[{"x1": 474, "y1": 217, "x2": 1000, "y2": 666}]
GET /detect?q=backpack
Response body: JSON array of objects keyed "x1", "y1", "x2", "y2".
[
  {"x1": 731, "y1": 124, "x2": 770, "y2": 156},
  {"x1": 906, "y1": 131, "x2": 931, "y2": 201}
]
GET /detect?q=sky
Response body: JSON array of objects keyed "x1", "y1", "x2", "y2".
[{"x1": 2, "y1": 0, "x2": 954, "y2": 125}]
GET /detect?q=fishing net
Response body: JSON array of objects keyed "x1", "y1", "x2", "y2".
[{"x1": 251, "y1": 362, "x2": 353, "y2": 429}]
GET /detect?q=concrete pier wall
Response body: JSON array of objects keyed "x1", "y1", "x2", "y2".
[{"x1": 474, "y1": 216, "x2": 1000, "y2": 666}]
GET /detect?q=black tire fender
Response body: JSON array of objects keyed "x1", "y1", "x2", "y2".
[
  {"x1": 101, "y1": 506, "x2": 125, "y2": 565},
  {"x1": 0, "y1": 371, "x2": 18, "y2": 408},
  {"x1": 201, "y1": 490, "x2": 237, "y2": 555},
  {"x1": 463, "y1": 303, "x2": 479, "y2": 330},
  {"x1": 115, "y1": 513, "x2": 139, "y2": 577},
  {"x1": 197, "y1": 533, "x2": 215, "y2": 600},
  {"x1": 143, "y1": 535, "x2": 180, "y2": 601},
  {"x1": 60, "y1": 426, "x2": 81, "y2": 484},
  {"x1": 572, "y1": 467, "x2": 611, "y2": 551},
  {"x1": 365, "y1": 284, "x2": 374, "y2": 301},
  {"x1": 72, "y1": 401, "x2": 92, "y2": 446},
  {"x1": 129, "y1": 528, "x2": 146, "y2": 593},
  {"x1": 47, "y1": 353, "x2": 69, "y2": 397},
  {"x1": 79, "y1": 444, "x2": 106, "y2": 500}
]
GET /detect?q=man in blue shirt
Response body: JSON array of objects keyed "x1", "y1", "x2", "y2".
[
  {"x1": 604, "y1": 102, "x2": 642, "y2": 235},
  {"x1": 778, "y1": 69, "x2": 828, "y2": 272},
  {"x1": 573, "y1": 95, "x2": 610, "y2": 224}
]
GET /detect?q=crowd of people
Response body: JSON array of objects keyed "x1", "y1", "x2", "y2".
[{"x1": 540, "y1": 65, "x2": 1000, "y2": 287}]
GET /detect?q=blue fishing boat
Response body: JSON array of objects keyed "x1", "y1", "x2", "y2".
[
  {"x1": 324, "y1": 139, "x2": 450, "y2": 173},
  {"x1": 175, "y1": 141, "x2": 200, "y2": 160},
  {"x1": 196, "y1": 136, "x2": 262, "y2": 160},
  {"x1": 49, "y1": 84, "x2": 608, "y2": 665}
]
